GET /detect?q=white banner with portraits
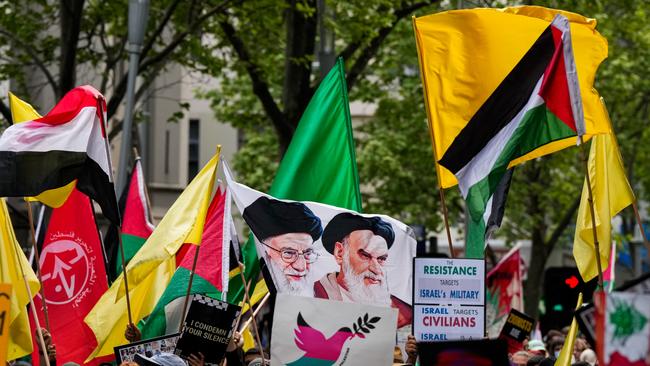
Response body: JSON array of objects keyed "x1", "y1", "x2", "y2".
[{"x1": 224, "y1": 162, "x2": 415, "y2": 328}]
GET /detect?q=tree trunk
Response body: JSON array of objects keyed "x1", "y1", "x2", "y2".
[
  {"x1": 59, "y1": 0, "x2": 85, "y2": 97},
  {"x1": 522, "y1": 162, "x2": 547, "y2": 320},
  {"x1": 524, "y1": 226, "x2": 548, "y2": 320},
  {"x1": 279, "y1": 0, "x2": 317, "y2": 155}
]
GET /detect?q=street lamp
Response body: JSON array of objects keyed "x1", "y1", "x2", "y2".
[{"x1": 117, "y1": 0, "x2": 150, "y2": 197}]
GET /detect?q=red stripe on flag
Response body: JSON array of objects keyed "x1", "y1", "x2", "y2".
[
  {"x1": 539, "y1": 26, "x2": 577, "y2": 132},
  {"x1": 34, "y1": 86, "x2": 102, "y2": 126},
  {"x1": 177, "y1": 188, "x2": 227, "y2": 291}
]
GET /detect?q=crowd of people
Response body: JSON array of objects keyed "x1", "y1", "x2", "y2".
[{"x1": 7, "y1": 323, "x2": 600, "y2": 366}]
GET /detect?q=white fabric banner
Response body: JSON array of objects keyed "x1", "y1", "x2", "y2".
[
  {"x1": 224, "y1": 161, "x2": 415, "y2": 328},
  {"x1": 271, "y1": 294, "x2": 397, "y2": 366}
]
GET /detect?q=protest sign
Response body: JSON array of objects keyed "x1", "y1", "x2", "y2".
[
  {"x1": 0, "y1": 284, "x2": 11, "y2": 366},
  {"x1": 114, "y1": 333, "x2": 179, "y2": 364},
  {"x1": 413, "y1": 258, "x2": 485, "y2": 305},
  {"x1": 174, "y1": 295, "x2": 240, "y2": 365},
  {"x1": 417, "y1": 339, "x2": 510, "y2": 366},
  {"x1": 271, "y1": 294, "x2": 397, "y2": 366},
  {"x1": 603, "y1": 292, "x2": 650, "y2": 366},
  {"x1": 497, "y1": 309, "x2": 534, "y2": 354},
  {"x1": 224, "y1": 163, "x2": 416, "y2": 328},
  {"x1": 413, "y1": 257, "x2": 485, "y2": 342},
  {"x1": 414, "y1": 304, "x2": 484, "y2": 341}
]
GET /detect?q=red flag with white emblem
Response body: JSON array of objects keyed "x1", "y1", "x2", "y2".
[{"x1": 30, "y1": 188, "x2": 110, "y2": 365}]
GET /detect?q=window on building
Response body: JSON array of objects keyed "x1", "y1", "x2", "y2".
[{"x1": 188, "y1": 119, "x2": 200, "y2": 183}]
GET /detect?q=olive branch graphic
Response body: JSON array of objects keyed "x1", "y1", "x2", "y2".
[{"x1": 341, "y1": 313, "x2": 381, "y2": 339}]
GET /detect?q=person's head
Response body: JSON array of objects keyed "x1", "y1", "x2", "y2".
[
  {"x1": 511, "y1": 351, "x2": 530, "y2": 366},
  {"x1": 526, "y1": 355, "x2": 545, "y2": 366},
  {"x1": 573, "y1": 338, "x2": 589, "y2": 361},
  {"x1": 244, "y1": 349, "x2": 270, "y2": 366},
  {"x1": 548, "y1": 338, "x2": 565, "y2": 359},
  {"x1": 544, "y1": 330, "x2": 562, "y2": 346},
  {"x1": 243, "y1": 197, "x2": 322, "y2": 295},
  {"x1": 579, "y1": 349, "x2": 597, "y2": 366},
  {"x1": 323, "y1": 213, "x2": 395, "y2": 304},
  {"x1": 134, "y1": 353, "x2": 185, "y2": 366},
  {"x1": 526, "y1": 340, "x2": 547, "y2": 357}
]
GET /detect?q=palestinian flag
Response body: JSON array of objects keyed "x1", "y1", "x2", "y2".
[
  {"x1": 0, "y1": 86, "x2": 120, "y2": 224},
  {"x1": 114, "y1": 158, "x2": 155, "y2": 276},
  {"x1": 140, "y1": 186, "x2": 232, "y2": 339},
  {"x1": 436, "y1": 15, "x2": 585, "y2": 258}
]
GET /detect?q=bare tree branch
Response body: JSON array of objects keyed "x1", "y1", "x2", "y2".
[
  {"x1": 218, "y1": 14, "x2": 290, "y2": 143},
  {"x1": 139, "y1": 0, "x2": 183, "y2": 63},
  {"x1": 339, "y1": 1, "x2": 438, "y2": 90},
  {"x1": 544, "y1": 196, "x2": 580, "y2": 255},
  {"x1": 0, "y1": 99, "x2": 12, "y2": 125},
  {"x1": 0, "y1": 28, "x2": 59, "y2": 93},
  {"x1": 106, "y1": 0, "x2": 232, "y2": 119}
]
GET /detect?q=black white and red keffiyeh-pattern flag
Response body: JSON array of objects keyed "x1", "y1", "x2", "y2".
[{"x1": 0, "y1": 85, "x2": 120, "y2": 224}]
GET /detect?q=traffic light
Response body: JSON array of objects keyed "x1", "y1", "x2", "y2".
[{"x1": 541, "y1": 267, "x2": 598, "y2": 333}]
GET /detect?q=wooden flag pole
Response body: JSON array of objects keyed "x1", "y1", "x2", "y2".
[
  {"x1": 10, "y1": 237, "x2": 51, "y2": 366},
  {"x1": 116, "y1": 227, "x2": 134, "y2": 326},
  {"x1": 439, "y1": 188, "x2": 455, "y2": 258},
  {"x1": 25, "y1": 201, "x2": 52, "y2": 333},
  {"x1": 579, "y1": 143, "x2": 604, "y2": 289},
  {"x1": 178, "y1": 244, "x2": 201, "y2": 333},
  {"x1": 232, "y1": 277, "x2": 253, "y2": 332},
  {"x1": 97, "y1": 97, "x2": 133, "y2": 326},
  {"x1": 238, "y1": 263, "x2": 266, "y2": 366},
  {"x1": 239, "y1": 292, "x2": 271, "y2": 333}
]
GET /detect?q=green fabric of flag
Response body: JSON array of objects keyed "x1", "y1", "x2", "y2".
[{"x1": 229, "y1": 57, "x2": 363, "y2": 304}]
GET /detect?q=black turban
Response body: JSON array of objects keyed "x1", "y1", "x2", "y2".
[
  {"x1": 242, "y1": 196, "x2": 322, "y2": 242},
  {"x1": 322, "y1": 212, "x2": 395, "y2": 253}
]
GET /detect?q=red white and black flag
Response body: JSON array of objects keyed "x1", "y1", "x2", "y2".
[{"x1": 0, "y1": 85, "x2": 119, "y2": 224}]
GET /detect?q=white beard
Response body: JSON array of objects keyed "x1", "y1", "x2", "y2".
[
  {"x1": 341, "y1": 248, "x2": 390, "y2": 305},
  {"x1": 264, "y1": 253, "x2": 313, "y2": 297}
]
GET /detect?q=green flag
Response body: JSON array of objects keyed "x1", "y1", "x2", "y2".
[{"x1": 230, "y1": 57, "x2": 362, "y2": 303}]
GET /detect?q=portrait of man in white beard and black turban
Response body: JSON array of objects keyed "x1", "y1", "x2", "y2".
[
  {"x1": 314, "y1": 212, "x2": 412, "y2": 327},
  {"x1": 242, "y1": 196, "x2": 322, "y2": 297}
]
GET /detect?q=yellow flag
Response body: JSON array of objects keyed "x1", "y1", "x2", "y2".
[
  {"x1": 0, "y1": 283, "x2": 12, "y2": 366},
  {"x1": 554, "y1": 293, "x2": 583, "y2": 366},
  {"x1": 240, "y1": 279, "x2": 269, "y2": 314},
  {"x1": 0, "y1": 199, "x2": 40, "y2": 361},
  {"x1": 242, "y1": 328, "x2": 256, "y2": 352},
  {"x1": 8, "y1": 92, "x2": 75, "y2": 207},
  {"x1": 413, "y1": 6, "x2": 611, "y2": 188},
  {"x1": 573, "y1": 121, "x2": 634, "y2": 282},
  {"x1": 9, "y1": 92, "x2": 40, "y2": 124},
  {"x1": 85, "y1": 152, "x2": 219, "y2": 359}
]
